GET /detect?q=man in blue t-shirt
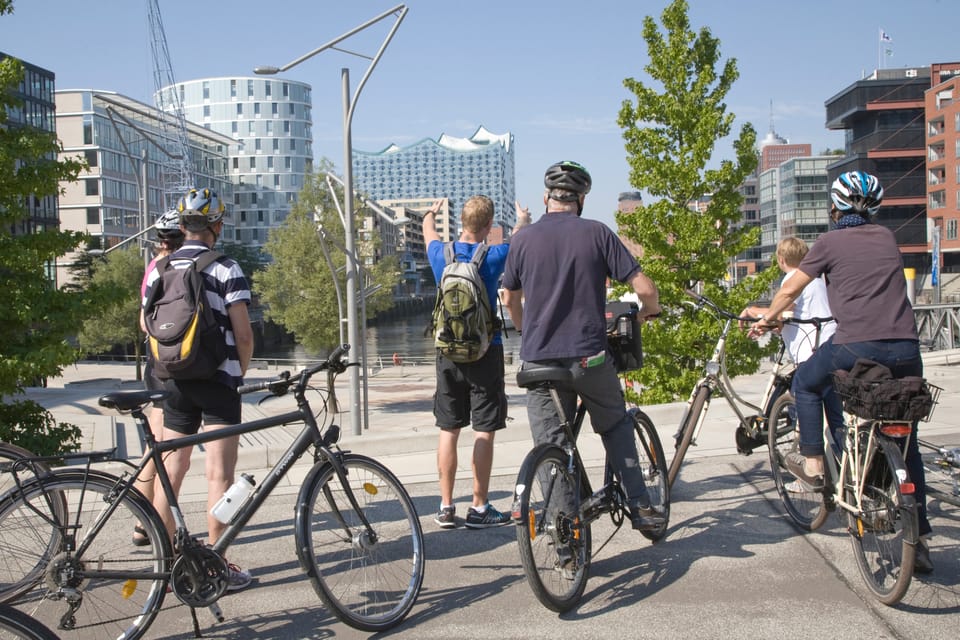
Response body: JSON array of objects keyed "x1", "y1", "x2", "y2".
[
  {"x1": 502, "y1": 161, "x2": 664, "y2": 531},
  {"x1": 424, "y1": 195, "x2": 511, "y2": 529}
]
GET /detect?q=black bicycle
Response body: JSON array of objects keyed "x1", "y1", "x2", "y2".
[
  {"x1": 511, "y1": 337, "x2": 669, "y2": 612},
  {"x1": 919, "y1": 438, "x2": 960, "y2": 510},
  {"x1": 0, "y1": 345, "x2": 424, "y2": 638}
]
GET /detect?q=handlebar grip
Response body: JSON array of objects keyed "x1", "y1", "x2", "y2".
[
  {"x1": 328, "y1": 343, "x2": 350, "y2": 366},
  {"x1": 237, "y1": 370, "x2": 290, "y2": 395}
]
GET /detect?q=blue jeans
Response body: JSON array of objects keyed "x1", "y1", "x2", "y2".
[{"x1": 793, "y1": 337, "x2": 930, "y2": 535}]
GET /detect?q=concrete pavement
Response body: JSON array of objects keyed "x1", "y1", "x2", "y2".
[{"x1": 13, "y1": 351, "x2": 960, "y2": 638}]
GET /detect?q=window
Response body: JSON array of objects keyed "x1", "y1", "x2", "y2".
[
  {"x1": 247, "y1": 79, "x2": 254, "y2": 97},
  {"x1": 230, "y1": 79, "x2": 237, "y2": 97},
  {"x1": 282, "y1": 82, "x2": 289, "y2": 97},
  {"x1": 254, "y1": 103, "x2": 260, "y2": 116},
  {"x1": 203, "y1": 105, "x2": 210, "y2": 118},
  {"x1": 271, "y1": 102, "x2": 278, "y2": 116},
  {"x1": 283, "y1": 120, "x2": 290, "y2": 133},
  {"x1": 247, "y1": 121, "x2": 255, "y2": 135},
  {"x1": 272, "y1": 138, "x2": 279, "y2": 151},
  {"x1": 202, "y1": 81, "x2": 210, "y2": 99},
  {"x1": 232, "y1": 157, "x2": 239, "y2": 169},
  {"x1": 265, "y1": 121, "x2": 273, "y2": 135},
  {"x1": 84, "y1": 149, "x2": 97, "y2": 168},
  {"x1": 257, "y1": 210, "x2": 264, "y2": 222},
  {"x1": 255, "y1": 138, "x2": 261, "y2": 151},
  {"x1": 284, "y1": 157, "x2": 291, "y2": 170},
  {"x1": 267, "y1": 156, "x2": 273, "y2": 169},
  {"x1": 948, "y1": 218, "x2": 958, "y2": 240},
  {"x1": 265, "y1": 82, "x2": 272, "y2": 97},
  {"x1": 249, "y1": 157, "x2": 256, "y2": 169},
  {"x1": 237, "y1": 103, "x2": 243, "y2": 116},
  {"x1": 85, "y1": 179, "x2": 99, "y2": 196},
  {"x1": 86, "y1": 207, "x2": 100, "y2": 225},
  {"x1": 231, "y1": 121, "x2": 238, "y2": 134}
]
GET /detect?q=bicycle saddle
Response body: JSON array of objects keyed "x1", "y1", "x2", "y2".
[
  {"x1": 99, "y1": 390, "x2": 170, "y2": 411},
  {"x1": 517, "y1": 366, "x2": 572, "y2": 389}
]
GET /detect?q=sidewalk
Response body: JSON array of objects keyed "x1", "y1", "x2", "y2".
[{"x1": 20, "y1": 350, "x2": 960, "y2": 505}]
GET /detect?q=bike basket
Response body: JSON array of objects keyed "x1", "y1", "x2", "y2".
[
  {"x1": 832, "y1": 372, "x2": 942, "y2": 422},
  {"x1": 605, "y1": 301, "x2": 643, "y2": 372}
]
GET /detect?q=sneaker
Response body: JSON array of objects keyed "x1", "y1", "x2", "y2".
[
  {"x1": 915, "y1": 539, "x2": 934, "y2": 574},
  {"x1": 464, "y1": 504, "x2": 511, "y2": 529},
  {"x1": 434, "y1": 505, "x2": 457, "y2": 529},
  {"x1": 630, "y1": 503, "x2": 666, "y2": 531},
  {"x1": 226, "y1": 563, "x2": 252, "y2": 592},
  {"x1": 785, "y1": 478, "x2": 817, "y2": 494},
  {"x1": 784, "y1": 451, "x2": 824, "y2": 491}
]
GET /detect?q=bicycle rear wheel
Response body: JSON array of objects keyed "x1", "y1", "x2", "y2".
[
  {"x1": 667, "y1": 385, "x2": 709, "y2": 487},
  {"x1": 514, "y1": 443, "x2": 590, "y2": 613},
  {"x1": 630, "y1": 409, "x2": 670, "y2": 542},
  {"x1": 0, "y1": 443, "x2": 50, "y2": 502},
  {"x1": 919, "y1": 441, "x2": 960, "y2": 509},
  {"x1": 766, "y1": 393, "x2": 828, "y2": 531},
  {"x1": 0, "y1": 470, "x2": 170, "y2": 640},
  {"x1": 0, "y1": 604, "x2": 59, "y2": 640},
  {"x1": 845, "y1": 433, "x2": 918, "y2": 605},
  {"x1": 296, "y1": 453, "x2": 424, "y2": 632}
]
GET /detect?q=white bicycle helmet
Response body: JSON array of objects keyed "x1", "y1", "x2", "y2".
[{"x1": 154, "y1": 209, "x2": 184, "y2": 240}]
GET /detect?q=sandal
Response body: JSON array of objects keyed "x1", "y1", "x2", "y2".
[
  {"x1": 132, "y1": 524, "x2": 151, "y2": 547},
  {"x1": 785, "y1": 451, "x2": 824, "y2": 491}
]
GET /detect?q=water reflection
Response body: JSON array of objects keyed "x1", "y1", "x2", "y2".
[{"x1": 258, "y1": 311, "x2": 522, "y2": 365}]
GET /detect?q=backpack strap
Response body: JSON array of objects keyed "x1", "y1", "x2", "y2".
[
  {"x1": 191, "y1": 249, "x2": 222, "y2": 273},
  {"x1": 470, "y1": 243, "x2": 490, "y2": 268},
  {"x1": 442, "y1": 242, "x2": 456, "y2": 266}
]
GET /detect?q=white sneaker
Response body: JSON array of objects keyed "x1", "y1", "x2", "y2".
[{"x1": 785, "y1": 479, "x2": 816, "y2": 493}]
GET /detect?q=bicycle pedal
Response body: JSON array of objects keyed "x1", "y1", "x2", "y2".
[{"x1": 208, "y1": 602, "x2": 224, "y2": 623}]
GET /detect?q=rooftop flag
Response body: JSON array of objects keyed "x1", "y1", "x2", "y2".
[{"x1": 880, "y1": 28, "x2": 892, "y2": 42}]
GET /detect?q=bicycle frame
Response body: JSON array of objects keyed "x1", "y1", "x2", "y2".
[{"x1": 821, "y1": 418, "x2": 915, "y2": 519}]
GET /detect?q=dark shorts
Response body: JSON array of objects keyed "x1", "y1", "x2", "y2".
[
  {"x1": 434, "y1": 344, "x2": 507, "y2": 433},
  {"x1": 143, "y1": 358, "x2": 165, "y2": 407},
  {"x1": 162, "y1": 378, "x2": 241, "y2": 435}
]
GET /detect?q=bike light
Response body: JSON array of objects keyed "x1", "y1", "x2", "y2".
[
  {"x1": 899, "y1": 482, "x2": 916, "y2": 495},
  {"x1": 879, "y1": 423, "x2": 912, "y2": 438}
]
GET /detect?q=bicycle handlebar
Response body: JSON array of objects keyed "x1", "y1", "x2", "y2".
[
  {"x1": 237, "y1": 343, "x2": 351, "y2": 395},
  {"x1": 683, "y1": 289, "x2": 755, "y2": 323}
]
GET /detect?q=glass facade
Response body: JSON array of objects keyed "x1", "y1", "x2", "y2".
[
  {"x1": 173, "y1": 77, "x2": 313, "y2": 249},
  {"x1": 352, "y1": 127, "x2": 516, "y2": 233},
  {"x1": 0, "y1": 52, "x2": 58, "y2": 237}
]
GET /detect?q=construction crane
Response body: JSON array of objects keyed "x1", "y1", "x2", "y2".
[{"x1": 147, "y1": 0, "x2": 194, "y2": 210}]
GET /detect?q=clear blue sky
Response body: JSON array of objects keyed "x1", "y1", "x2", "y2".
[{"x1": 2, "y1": 0, "x2": 959, "y2": 229}]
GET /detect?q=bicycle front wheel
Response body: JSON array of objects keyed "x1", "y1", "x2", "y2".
[
  {"x1": 0, "y1": 604, "x2": 59, "y2": 640},
  {"x1": 514, "y1": 443, "x2": 590, "y2": 613},
  {"x1": 845, "y1": 433, "x2": 918, "y2": 605},
  {"x1": 296, "y1": 453, "x2": 424, "y2": 632},
  {"x1": 667, "y1": 385, "x2": 710, "y2": 487},
  {"x1": 0, "y1": 470, "x2": 170, "y2": 640},
  {"x1": 766, "y1": 393, "x2": 828, "y2": 531},
  {"x1": 630, "y1": 409, "x2": 670, "y2": 542}
]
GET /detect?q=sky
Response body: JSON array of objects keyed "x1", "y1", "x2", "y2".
[{"x1": 2, "y1": 0, "x2": 960, "y2": 230}]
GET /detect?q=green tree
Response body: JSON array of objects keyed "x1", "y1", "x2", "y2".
[
  {"x1": 76, "y1": 247, "x2": 147, "y2": 379},
  {"x1": 255, "y1": 163, "x2": 398, "y2": 354},
  {"x1": 220, "y1": 241, "x2": 264, "y2": 280},
  {"x1": 616, "y1": 0, "x2": 776, "y2": 403},
  {"x1": 0, "y1": 0, "x2": 92, "y2": 453}
]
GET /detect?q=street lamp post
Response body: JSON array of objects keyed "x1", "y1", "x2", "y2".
[{"x1": 255, "y1": 4, "x2": 408, "y2": 436}]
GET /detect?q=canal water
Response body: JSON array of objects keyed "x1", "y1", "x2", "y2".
[{"x1": 258, "y1": 310, "x2": 522, "y2": 366}]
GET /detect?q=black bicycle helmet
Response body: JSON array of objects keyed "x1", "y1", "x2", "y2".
[
  {"x1": 830, "y1": 171, "x2": 883, "y2": 216},
  {"x1": 544, "y1": 161, "x2": 592, "y2": 198}
]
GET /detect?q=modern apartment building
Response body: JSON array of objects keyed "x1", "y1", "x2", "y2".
[
  {"x1": 54, "y1": 90, "x2": 234, "y2": 286},
  {"x1": 1, "y1": 52, "x2": 58, "y2": 240},
  {"x1": 925, "y1": 63, "x2": 960, "y2": 272},
  {"x1": 352, "y1": 126, "x2": 516, "y2": 234},
  {"x1": 825, "y1": 67, "x2": 931, "y2": 269},
  {"x1": 777, "y1": 156, "x2": 832, "y2": 249},
  {"x1": 171, "y1": 77, "x2": 313, "y2": 250}
]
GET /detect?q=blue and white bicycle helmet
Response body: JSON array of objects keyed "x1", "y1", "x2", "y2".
[{"x1": 830, "y1": 171, "x2": 883, "y2": 216}]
